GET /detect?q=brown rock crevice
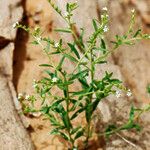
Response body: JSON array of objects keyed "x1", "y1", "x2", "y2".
[
  {"x1": 13, "y1": 0, "x2": 29, "y2": 90},
  {"x1": 0, "y1": 0, "x2": 34, "y2": 149}
]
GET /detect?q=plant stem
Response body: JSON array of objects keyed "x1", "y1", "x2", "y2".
[
  {"x1": 64, "y1": 75, "x2": 75, "y2": 148},
  {"x1": 84, "y1": 41, "x2": 95, "y2": 149}
]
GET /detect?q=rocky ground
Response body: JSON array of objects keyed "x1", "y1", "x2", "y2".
[{"x1": 0, "y1": 0, "x2": 150, "y2": 150}]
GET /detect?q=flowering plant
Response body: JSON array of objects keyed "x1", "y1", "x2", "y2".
[{"x1": 15, "y1": 1, "x2": 150, "y2": 149}]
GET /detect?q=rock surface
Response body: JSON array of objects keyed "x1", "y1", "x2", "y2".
[{"x1": 0, "y1": 0, "x2": 34, "y2": 149}]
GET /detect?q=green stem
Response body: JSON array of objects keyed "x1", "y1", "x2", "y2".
[
  {"x1": 64, "y1": 75, "x2": 75, "y2": 148},
  {"x1": 84, "y1": 41, "x2": 95, "y2": 149}
]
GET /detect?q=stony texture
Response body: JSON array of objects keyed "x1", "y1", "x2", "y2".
[
  {"x1": 0, "y1": 75, "x2": 34, "y2": 150},
  {"x1": 0, "y1": 0, "x2": 23, "y2": 40},
  {"x1": 0, "y1": 43, "x2": 14, "y2": 78},
  {"x1": 0, "y1": 0, "x2": 34, "y2": 149}
]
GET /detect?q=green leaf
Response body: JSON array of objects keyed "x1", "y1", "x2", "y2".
[
  {"x1": 69, "y1": 99, "x2": 83, "y2": 111},
  {"x1": 69, "y1": 69, "x2": 89, "y2": 80},
  {"x1": 105, "y1": 124, "x2": 117, "y2": 137},
  {"x1": 129, "y1": 105, "x2": 135, "y2": 122},
  {"x1": 68, "y1": 43, "x2": 80, "y2": 59},
  {"x1": 71, "y1": 126, "x2": 81, "y2": 135},
  {"x1": 71, "y1": 107, "x2": 85, "y2": 120},
  {"x1": 100, "y1": 39, "x2": 106, "y2": 54},
  {"x1": 31, "y1": 40, "x2": 39, "y2": 45},
  {"x1": 50, "y1": 129, "x2": 70, "y2": 141},
  {"x1": 71, "y1": 87, "x2": 91, "y2": 96},
  {"x1": 56, "y1": 56, "x2": 65, "y2": 70},
  {"x1": 63, "y1": 53, "x2": 78, "y2": 62},
  {"x1": 45, "y1": 70, "x2": 55, "y2": 78},
  {"x1": 110, "y1": 79, "x2": 122, "y2": 84},
  {"x1": 39, "y1": 64, "x2": 53, "y2": 67},
  {"x1": 54, "y1": 28, "x2": 71, "y2": 33},
  {"x1": 41, "y1": 105, "x2": 50, "y2": 114},
  {"x1": 147, "y1": 84, "x2": 150, "y2": 94},
  {"x1": 54, "y1": 104, "x2": 72, "y2": 129},
  {"x1": 51, "y1": 99, "x2": 64, "y2": 108},
  {"x1": 133, "y1": 29, "x2": 142, "y2": 37},
  {"x1": 95, "y1": 60, "x2": 107, "y2": 64},
  {"x1": 74, "y1": 128, "x2": 84, "y2": 140},
  {"x1": 92, "y1": 19, "x2": 98, "y2": 31},
  {"x1": 121, "y1": 122, "x2": 141, "y2": 131},
  {"x1": 86, "y1": 98, "x2": 101, "y2": 123},
  {"x1": 78, "y1": 77, "x2": 89, "y2": 88}
]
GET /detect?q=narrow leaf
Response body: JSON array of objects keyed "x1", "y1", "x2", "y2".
[{"x1": 68, "y1": 43, "x2": 80, "y2": 59}]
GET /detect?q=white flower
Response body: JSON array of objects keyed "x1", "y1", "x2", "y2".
[
  {"x1": 32, "y1": 112, "x2": 41, "y2": 117},
  {"x1": 25, "y1": 95, "x2": 30, "y2": 100},
  {"x1": 64, "y1": 12, "x2": 69, "y2": 17},
  {"x1": 33, "y1": 79, "x2": 38, "y2": 88},
  {"x1": 127, "y1": 89, "x2": 132, "y2": 97},
  {"x1": 18, "y1": 93, "x2": 23, "y2": 99},
  {"x1": 33, "y1": 83, "x2": 38, "y2": 88},
  {"x1": 101, "y1": 14, "x2": 109, "y2": 19},
  {"x1": 101, "y1": 14, "x2": 104, "y2": 19},
  {"x1": 52, "y1": 77, "x2": 58, "y2": 83},
  {"x1": 13, "y1": 21, "x2": 19, "y2": 28},
  {"x1": 115, "y1": 90, "x2": 122, "y2": 98},
  {"x1": 36, "y1": 36, "x2": 42, "y2": 43},
  {"x1": 102, "y1": 7, "x2": 108, "y2": 11},
  {"x1": 54, "y1": 42, "x2": 59, "y2": 48},
  {"x1": 131, "y1": 9, "x2": 135, "y2": 13},
  {"x1": 33, "y1": 79, "x2": 37, "y2": 82},
  {"x1": 103, "y1": 25, "x2": 109, "y2": 32}
]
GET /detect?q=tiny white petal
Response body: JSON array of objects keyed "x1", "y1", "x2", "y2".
[
  {"x1": 131, "y1": 9, "x2": 135, "y2": 13},
  {"x1": 32, "y1": 112, "x2": 41, "y2": 117},
  {"x1": 64, "y1": 12, "x2": 69, "y2": 17},
  {"x1": 37, "y1": 36, "x2": 42, "y2": 43},
  {"x1": 18, "y1": 93, "x2": 23, "y2": 99},
  {"x1": 33, "y1": 79, "x2": 37, "y2": 82},
  {"x1": 52, "y1": 77, "x2": 58, "y2": 83},
  {"x1": 102, "y1": 7, "x2": 108, "y2": 11},
  {"x1": 54, "y1": 42, "x2": 59, "y2": 48},
  {"x1": 127, "y1": 89, "x2": 132, "y2": 97},
  {"x1": 103, "y1": 25, "x2": 109, "y2": 32},
  {"x1": 33, "y1": 83, "x2": 38, "y2": 88},
  {"x1": 25, "y1": 95, "x2": 30, "y2": 100},
  {"x1": 115, "y1": 90, "x2": 122, "y2": 98},
  {"x1": 13, "y1": 21, "x2": 19, "y2": 28}
]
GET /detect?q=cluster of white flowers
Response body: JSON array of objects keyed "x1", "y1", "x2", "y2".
[
  {"x1": 52, "y1": 77, "x2": 58, "y2": 83},
  {"x1": 25, "y1": 95, "x2": 30, "y2": 100},
  {"x1": 115, "y1": 89, "x2": 132, "y2": 98},
  {"x1": 127, "y1": 89, "x2": 132, "y2": 97},
  {"x1": 54, "y1": 42, "x2": 59, "y2": 48},
  {"x1": 18, "y1": 93, "x2": 23, "y2": 99},
  {"x1": 115, "y1": 90, "x2": 122, "y2": 98},
  {"x1": 13, "y1": 21, "x2": 19, "y2": 28},
  {"x1": 103, "y1": 25, "x2": 109, "y2": 32},
  {"x1": 64, "y1": 12, "x2": 69, "y2": 17},
  {"x1": 131, "y1": 9, "x2": 135, "y2": 13},
  {"x1": 36, "y1": 36, "x2": 42, "y2": 43},
  {"x1": 33, "y1": 79, "x2": 38, "y2": 88},
  {"x1": 102, "y1": 7, "x2": 108, "y2": 11}
]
